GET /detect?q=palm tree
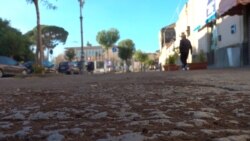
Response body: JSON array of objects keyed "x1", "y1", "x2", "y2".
[{"x1": 26, "y1": 0, "x2": 56, "y2": 66}]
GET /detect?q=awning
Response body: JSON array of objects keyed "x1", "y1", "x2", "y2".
[{"x1": 218, "y1": 0, "x2": 250, "y2": 17}]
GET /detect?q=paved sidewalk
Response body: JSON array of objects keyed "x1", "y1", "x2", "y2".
[{"x1": 0, "y1": 68, "x2": 250, "y2": 141}]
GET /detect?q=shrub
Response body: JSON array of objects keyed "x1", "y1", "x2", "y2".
[
  {"x1": 33, "y1": 65, "x2": 45, "y2": 74},
  {"x1": 198, "y1": 50, "x2": 206, "y2": 63},
  {"x1": 192, "y1": 50, "x2": 206, "y2": 63},
  {"x1": 165, "y1": 55, "x2": 176, "y2": 65}
]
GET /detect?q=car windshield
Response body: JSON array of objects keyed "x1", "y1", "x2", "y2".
[
  {"x1": 72, "y1": 62, "x2": 78, "y2": 66},
  {"x1": 0, "y1": 56, "x2": 18, "y2": 65},
  {"x1": 69, "y1": 62, "x2": 78, "y2": 67},
  {"x1": 43, "y1": 60, "x2": 54, "y2": 67}
]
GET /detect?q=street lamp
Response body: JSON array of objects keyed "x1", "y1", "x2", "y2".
[{"x1": 78, "y1": 0, "x2": 85, "y2": 72}]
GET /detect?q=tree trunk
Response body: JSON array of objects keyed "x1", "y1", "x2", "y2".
[
  {"x1": 34, "y1": 0, "x2": 43, "y2": 66},
  {"x1": 140, "y1": 62, "x2": 143, "y2": 72},
  {"x1": 107, "y1": 48, "x2": 109, "y2": 61},
  {"x1": 122, "y1": 60, "x2": 125, "y2": 73},
  {"x1": 125, "y1": 60, "x2": 129, "y2": 72}
]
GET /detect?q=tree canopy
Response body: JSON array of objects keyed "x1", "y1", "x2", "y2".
[
  {"x1": 118, "y1": 39, "x2": 135, "y2": 72},
  {"x1": 0, "y1": 18, "x2": 34, "y2": 61},
  {"x1": 25, "y1": 25, "x2": 68, "y2": 50},
  {"x1": 65, "y1": 48, "x2": 75, "y2": 61},
  {"x1": 118, "y1": 39, "x2": 135, "y2": 62},
  {"x1": 133, "y1": 50, "x2": 148, "y2": 71},
  {"x1": 26, "y1": 0, "x2": 57, "y2": 9},
  {"x1": 96, "y1": 28, "x2": 120, "y2": 59},
  {"x1": 26, "y1": 0, "x2": 57, "y2": 66},
  {"x1": 145, "y1": 59, "x2": 155, "y2": 69},
  {"x1": 134, "y1": 50, "x2": 148, "y2": 62}
]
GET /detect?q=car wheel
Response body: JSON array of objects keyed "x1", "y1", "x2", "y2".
[
  {"x1": 0, "y1": 70, "x2": 3, "y2": 78},
  {"x1": 27, "y1": 69, "x2": 32, "y2": 74},
  {"x1": 22, "y1": 70, "x2": 28, "y2": 76}
]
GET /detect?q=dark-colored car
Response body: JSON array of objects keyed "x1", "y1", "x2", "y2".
[
  {"x1": 0, "y1": 56, "x2": 28, "y2": 78},
  {"x1": 43, "y1": 60, "x2": 55, "y2": 69},
  {"x1": 22, "y1": 61, "x2": 34, "y2": 73},
  {"x1": 23, "y1": 60, "x2": 55, "y2": 73},
  {"x1": 58, "y1": 61, "x2": 80, "y2": 74}
]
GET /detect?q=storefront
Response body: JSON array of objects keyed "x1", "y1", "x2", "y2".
[
  {"x1": 205, "y1": 0, "x2": 219, "y2": 66},
  {"x1": 218, "y1": 0, "x2": 250, "y2": 66}
]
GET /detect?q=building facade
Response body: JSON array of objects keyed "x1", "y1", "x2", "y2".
[
  {"x1": 159, "y1": 0, "x2": 250, "y2": 68},
  {"x1": 158, "y1": 24, "x2": 178, "y2": 68},
  {"x1": 66, "y1": 46, "x2": 121, "y2": 72},
  {"x1": 67, "y1": 46, "x2": 104, "y2": 62}
]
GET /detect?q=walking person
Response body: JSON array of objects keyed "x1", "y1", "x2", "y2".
[{"x1": 179, "y1": 32, "x2": 192, "y2": 70}]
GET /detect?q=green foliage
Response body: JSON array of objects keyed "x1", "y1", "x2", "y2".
[
  {"x1": 118, "y1": 39, "x2": 135, "y2": 72},
  {"x1": 42, "y1": 25, "x2": 68, "y2": 49},
  {"x1": 24, "y1": 29, "x2": 36, "y2": 45},
  {"x1": 0, "y1": 18, "x2": 34, "y2": 61},
  {"x1": 146, "y1": 59, "x2": 154, "y2": 66},
  {"x1": 26, "y1": 0, "x2": 57, "y2": 66},
  {"x1": 192, "y1": 50, "x2": 206, "y2": 63},
  {"x1": 33, "y1": 65, "x2": 45, "y2": 74},
  {"x1": 96, "y1": 28, "x2": 120, "y2": 52},
  {"x1": 133, "y1": 50, "x2": 148, "y2": 63},
  {"x1": 198, "y1": 50, "x2": 206, "y2": 62},
  {"x1": 86, "y1": 41, "x2": 92, "y2": 47},
  {"x1": 165, "y1": 48, "x2": 179, "y2": 65},
  {"x1": 134, "y1": 50, "x2": 148, "y2": 72},
  {"x1": 25, "y1": 25, "x2": 68, "y2": 49},
  {"x1": 65, "y1": 48, "x2": 75, "y2": 61},
  {"x1": 173, "y1": 47, "x2": 179, "y2": 54},
  {"x1": 165, "y1": 55, "x2": 176, "y2": 65},
  {"x1": 118, "y1": 39, "x2": 135, "y2": 62},
  {"x1": 26, "y1": 0, "x2": 57, "y2": 10}
]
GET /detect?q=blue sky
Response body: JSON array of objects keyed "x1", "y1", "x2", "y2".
[{"x1": 0, "y1": 0, "x2": 187, "y2": 56}]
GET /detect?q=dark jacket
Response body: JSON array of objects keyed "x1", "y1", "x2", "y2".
[
  {"x1": 87, "y1": 62, "x2": 94, "y2": 72},
  {"x1": 179, "y1": 38, "x2": 192, "y2": 54}
]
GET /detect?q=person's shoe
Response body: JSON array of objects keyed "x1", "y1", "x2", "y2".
[
  {"x1": 182, "y1": 68, "x2": 186, "y2": 71},
  {"x1": 185, "y1": 67, "x2": 189, "y2": 71}
]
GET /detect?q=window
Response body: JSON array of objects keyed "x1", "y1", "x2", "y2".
[{"x1": 0, "y1": 56, "x2": 17, "y2": 65}]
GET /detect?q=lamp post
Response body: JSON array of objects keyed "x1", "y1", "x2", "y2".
[{"x1": 78, "y1": 0, "x2": 85, "y2": 73}]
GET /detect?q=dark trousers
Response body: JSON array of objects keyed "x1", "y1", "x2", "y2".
[{"x1": 180, "y1": 52, "x2": 188, "y2": 68}]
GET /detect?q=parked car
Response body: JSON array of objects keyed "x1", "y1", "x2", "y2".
[
  {"x1": 22, "y1": 60, "x2": 55, "y2": 73},
  {"x1": 77, "y1": 61, "x2": 83, "y2": 70},
  {"x1": 0, "y1": 56, "x2": 28, "y2": 78},
  {"x1": 58, "y1": 61, "x2": 80, "y2": 74},
  {"x1": 43, "y1": 60, "x2": 54, "y2": 69},
  {"x1": 22, "y1": 61, "x2": 34, "y2": 73},
  {"x1": 42, "y1": 60, "x2": 56, "y2": 72}
]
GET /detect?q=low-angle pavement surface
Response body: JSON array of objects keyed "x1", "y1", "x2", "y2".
[{"x1": 0, "y1": 69, "x2": 250, "y2": 141}]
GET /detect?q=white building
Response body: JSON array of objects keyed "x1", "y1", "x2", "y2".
[
  {"x1": 65, "y1": 46, "x2": 121, "y2": 73},
  {"x1": 159, "y1": 0, "x2": 250, "y2": 68},
  {"x1": 158, "y1": 24, "x2": 179, "y2": 70}
]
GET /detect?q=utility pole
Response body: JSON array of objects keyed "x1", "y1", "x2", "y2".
[{"x1": 79, "y1": 0, "x2": 85, "y2": 73}]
